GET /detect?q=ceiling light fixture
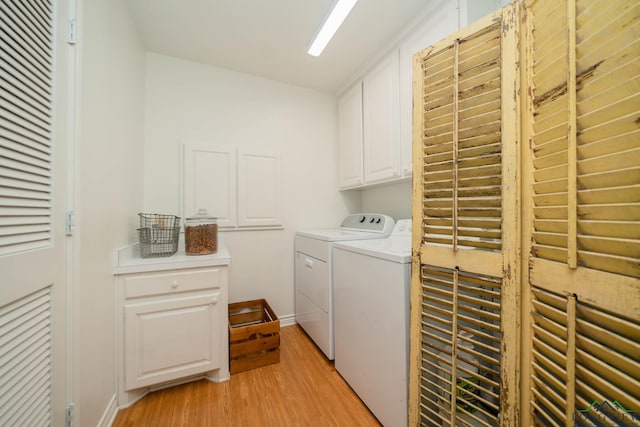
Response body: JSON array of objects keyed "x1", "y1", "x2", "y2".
[{"x1": 307, "y1": 0, "x2": 359, "y2": 57}]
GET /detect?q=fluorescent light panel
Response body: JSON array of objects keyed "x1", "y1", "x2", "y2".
[{"x1": 307, "y1": 0, "x2": 358, "y2": 56}]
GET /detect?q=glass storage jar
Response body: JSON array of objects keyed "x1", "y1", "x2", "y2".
[{"x1": 184, "y1": 209, "x2": 218, "y2": 255}]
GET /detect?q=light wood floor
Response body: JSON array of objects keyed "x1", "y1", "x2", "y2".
[{"x1": 113, "y1": 325, "x2": 381, "y2": 426}]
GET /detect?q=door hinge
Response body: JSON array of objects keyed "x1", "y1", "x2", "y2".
[
  {"x1": 66, "y1": 210, "x2": 75, "y2": 236},
  {"x1": 67, "y1": 18, "x2": 77, "y2": 45},
  {"x1": 65, "y1": 403, "x2": 74, "y2": 427}
]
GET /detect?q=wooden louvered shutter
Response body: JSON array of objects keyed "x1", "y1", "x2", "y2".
[
  {"x1": 409, "y1": 4, "x2": 520, "y2": 426},
  {"x1": 522, "y1": 0, "x2": 640, "y2": 424}
]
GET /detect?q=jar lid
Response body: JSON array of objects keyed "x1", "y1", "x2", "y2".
[{"x1": 186, "y1": 208, "x2": 217, "y2": 221}]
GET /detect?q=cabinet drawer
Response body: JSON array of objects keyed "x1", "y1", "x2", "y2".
[{"x1": 124, "y1": 268, "x2": 224, "y2": 299}]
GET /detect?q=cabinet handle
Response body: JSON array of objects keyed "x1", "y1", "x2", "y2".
[
  {"x1": 171, "y1": 280, "x2": 179, "y2": 289},
  {"x1": 305, "y1": 258, "x2": 313, "y2": 269},
  {"x1": 211, "y1": 297, "x2": 218, "y2": 305}
]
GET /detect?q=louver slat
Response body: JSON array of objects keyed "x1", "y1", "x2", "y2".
[
  {"x1": 0, "y1": 287, "x2": 52, "y2": 426},
  {"x1": 530, "y1": 0, "x2": 640, "y2": 278},
  {"x1": 0, "y1": 2, "x2": 51, "y2": 69},
  {"x1": 531, "y1": 287, "x2": 568, "y2": 425},
  {"x1": 423, "y1": 44, "x2": 455, "y2": 248},
  {"x1": 418, "y1": 266, "x2": 502, "y2": 426},
  {"x1": 573, "y1": 304, "x2": 640, "y2": 426},
  {"x1": 0, "y1": 0, "x2": 53, "y2": 256},
  {"x1": 443, "y1": 18, "x2": 501, "y2": 251}
]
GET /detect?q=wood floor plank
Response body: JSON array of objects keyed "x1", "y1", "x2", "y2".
[{"x1": 113, "y1": 325, "x2": 382, "y2": 426}]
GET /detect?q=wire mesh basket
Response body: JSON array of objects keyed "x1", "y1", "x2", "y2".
[{"x1": 137, "y1": 213, "x2": 181, "y2": 258}]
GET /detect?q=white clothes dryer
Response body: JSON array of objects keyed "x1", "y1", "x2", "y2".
[
  {"x1": 295, "y1": 214, "x2": 395, "y2": 360},
  {"x1": 333, "y1": 219, "x2": 412, "y2": 427}
]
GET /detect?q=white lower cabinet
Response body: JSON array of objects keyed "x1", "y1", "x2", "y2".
[
  {"x1": 115, "y1": 264, "x2": 229, "y2": 406},
  {"x1": 124, "y1": 292, "x2": 221, "y2": 390}
]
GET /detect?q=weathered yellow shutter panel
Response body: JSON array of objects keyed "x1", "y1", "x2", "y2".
[
  {"x1": 422, "y1": 21, "x2": 504, "y2": 252},
  {"x1": 410, "y1": 4, "x2": 520, "y2": 426},
  {"x1": 523, "y1": 0, "x2": 640, "y2": 424},
  {"x1": 528, "y1": 0, "x2": 640, "y2": 277}
]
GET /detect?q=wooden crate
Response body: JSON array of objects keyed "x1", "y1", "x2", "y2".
[{"x1": 228, "y1": 299, "x2": 280, "y2": 374}]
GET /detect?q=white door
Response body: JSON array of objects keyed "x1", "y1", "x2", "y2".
[
  {"x1": 124, "y1": 293, "x2": 222, "y2": 390},
  {"x1": 337, "y1": 82, "x2": 364, "y2": 189},
  {"x1": 363, "y1": 51, "x2": 401, "y2": 184},
  {"x1": 182, "y1": 142, "x2": 237, "y2": 228},
  {"x1": 237, "y1": 149, "x2": 282, "y2": 228},
  {"x1": 0, "y1": 0, "x2": 71, "y2": 424}
]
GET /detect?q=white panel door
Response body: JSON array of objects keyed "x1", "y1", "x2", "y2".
[
  {"x1": 337, "y1": 82, "x2": 364, "y2": 189},
  {"x1": 237, "y1": 149, "x2": 282, "y2": 227},
  {"x1": 182, "y1": 143, "x2": 236, "y2": 228},
  {"x1": 0, "y1": 0, "x2": 71, "y2": 424},
  {"x1": 363, "y1": 51, "x2": 401, "y2": 184}
]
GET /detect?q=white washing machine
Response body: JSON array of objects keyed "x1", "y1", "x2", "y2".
[
  {"x1": 333, "y1": 219, "x2": 412, "y2": 427},
  {"x1": 295, "y1": 214, "x2": 395, "y2": 360}
]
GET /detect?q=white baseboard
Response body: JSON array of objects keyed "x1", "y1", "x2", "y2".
[
  {"x1": 99, "y1": 393, "x2": 118, "y2": 427},
  {"x1": 278, "y1": 313, "x2": 296, "y2": 327}
]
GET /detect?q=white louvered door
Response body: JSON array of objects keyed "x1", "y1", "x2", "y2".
[
  {"x1": 409, "y1": 5, "x2": 520, "y2": 426},
  {"x1": 0, "y1": 0, "x2": 70, "y2": 425},
  {"x1": 521, "y1": 0, "x2": 640, "y2": 424}
]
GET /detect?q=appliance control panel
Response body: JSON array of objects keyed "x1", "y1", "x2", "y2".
[
  {"x1": 391, "y1": 219, "x2": 412, "y2": 237},
  {"x1": 340, "y1": 214, "x2": 395, "y2": 234}
]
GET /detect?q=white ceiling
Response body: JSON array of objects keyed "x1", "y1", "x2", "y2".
[{"x1": 127, "y1": 0, "x2": 435, "y2": 93}]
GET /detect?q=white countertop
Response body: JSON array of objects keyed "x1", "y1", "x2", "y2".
[{"x1": 114, "y1": 238, "x2": 231, "y2": 275}]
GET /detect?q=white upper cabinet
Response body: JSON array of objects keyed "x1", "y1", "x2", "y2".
[
  {"x1": 182, "y1": 143, "x2": 282, "y2": 230},
  {"x1": 362, "y1": 51, "x2": 401, "y2": 185},
  {"x1": 337, "y1": 52, "x2": 401, "y2": 190},
  {"x1": 182, "y1": 142, "x2": 237, "y2": 228},
  {"x1": 237, "y1": 149, "x2": 282, "y2": 227},
  {"x1": 336, "y1": 0, "x2": 470, "y2": 188},
  {"x1": 338, "y1": 82, "x2": 364, "y2": 189}
]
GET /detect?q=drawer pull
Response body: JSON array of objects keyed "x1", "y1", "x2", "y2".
[
  {"x1": 211, "y1": 297, "x2": 218, "y2": 305},
  {"x1": 171, "y1": 281, "x2": 179, "y2": 289},
  {"x1": 305, "y1": 258, "x2": 313, "y2": 269}
]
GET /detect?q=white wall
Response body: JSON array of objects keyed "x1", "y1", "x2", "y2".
[
  {"x1": 75, "y1": 0, "x2": 146, "y2": 425},
  {"x1": 461, "y1": 0, "x2": 512, "y2": 26},
  {"x1": 143, "y1": 53, "x2": 358, "y2": 317},
  {"x1": 360, "y1": 181, "x2": 412, "y2": 221}
]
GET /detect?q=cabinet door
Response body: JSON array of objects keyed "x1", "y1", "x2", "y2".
[
  {"x1": 338, "y1": 82, "x2": 364, "y2": 189},
  {"x1": 182, "y1": 142, "x2": 236, "y2": 228},
  {"x1": 237, "y1": 149, "x2": 282, "y2": 227},
  {"x1": 363, "y1": 51, "x2": 401, "y2": 184},
  {"x1": 124, "y1": 293, "x2": 221, "y2": 390}
]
